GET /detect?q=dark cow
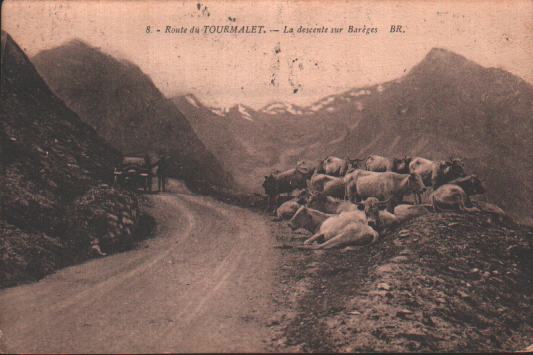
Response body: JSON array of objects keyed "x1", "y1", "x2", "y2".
[
  {"x1": 263, "y1": 168, "x2": 308, "y2": 211},
  {"x1": 392, "y1": 156, "x2": 412, "y2": 174},
  {"x1": 448, "y1": 175, "x2": 485, "y2": 196},
  {"x1": 409, "y1": 157, "x2": 466, "y2": 188}
]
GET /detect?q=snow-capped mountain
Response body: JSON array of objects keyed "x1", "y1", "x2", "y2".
[
  {"x1": 260, "y1": 102, "x2": 309, "y2": 115},
  {"x1": 173, "y1": 48, "x2": 533, "y2": 224}
]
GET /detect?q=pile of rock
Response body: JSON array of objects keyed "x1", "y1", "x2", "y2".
[{"x1": 68, "y1": 185, "x2": 150, "y2": 254}]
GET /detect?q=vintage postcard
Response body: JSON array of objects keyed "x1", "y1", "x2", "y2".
[{"x1": 1, "y1": 0, "x2": 532, "y2": 353}]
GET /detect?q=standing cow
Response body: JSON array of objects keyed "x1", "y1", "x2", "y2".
[
  {"x1": 365, "y1": 155, "x2": 412, "y2": 173},
  {"x1": 345, "y1": 171, "x2": 426, "y2": 211},
  {"x1": 316, "y1": 156, "x2": 351, "y2": 177},
  {"x1": 409, "y1": 157, "x2": 465, "y2": 188},
  {"x1": 263, "y1": 168, "x2": 308, "y2": 212},
  {"x1": 308, "y1": 174, "x2": 347, "y2": 199}
]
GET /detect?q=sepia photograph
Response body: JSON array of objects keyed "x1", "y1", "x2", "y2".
[{"x1": 1, "y1": 0, "x2": 532, "y2": 353}]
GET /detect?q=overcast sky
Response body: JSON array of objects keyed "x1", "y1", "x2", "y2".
[{"x1": 3, "y1": 0, "x2": 532, "y2": 109}]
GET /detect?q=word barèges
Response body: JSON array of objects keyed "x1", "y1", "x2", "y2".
[{"x1": 203, "y1": 25, "x2": 265, "y2": 34}]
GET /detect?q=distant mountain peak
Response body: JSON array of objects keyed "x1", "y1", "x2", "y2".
[
  {"x1": 411, "y1": 47, "x2": 477, "y2": 74},
  {"x1": 424, "y1": 47, "x2": 470, "y2": 63},
  {"x1": 62, "y1": 38, "x2": 96, "y2": 50}
]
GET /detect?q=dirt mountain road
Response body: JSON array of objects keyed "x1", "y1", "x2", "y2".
[{"x1": 0, "y1": 193, "x2": 278, "y2": 353}]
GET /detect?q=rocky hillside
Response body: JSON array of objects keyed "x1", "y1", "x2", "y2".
[
  {"x1": 174, "y1": 49, "x2": 533, "y2": 224},
  {"x1": 32, "y1": 40, "x2": 233, "y2": 193},
  {"x1": 0, "y1": 32, "x2": 151, "y2": 287},
  {"x1": 270, "y1": 211, "x2": 533, "y2": 352}
]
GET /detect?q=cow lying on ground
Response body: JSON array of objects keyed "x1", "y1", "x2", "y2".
[
  {"x1": 393, "y1": 204, "x2": 433, "y2": 223},
  {"x1": 289, "y1": 202, "x2": 391, "y2": 249},
  {"x1": 288, "y1": 206, "x2": 367, "y2": 234},
  {"x1": 474, "y1": 201, "x2": 512, "y2": 224},
  {"x1": 448, "y1": 175, "x2": 485, "y2": 196},
  {"x1": 345, "y1": 171, "x2": 426, "y2": 211},
  {"x1": 431, "y1": 184, "x2": 480, "y2": 212},
  {"x1": 355, "y1": 197, "x2": 397, "y2": 230},
  {"x1": 290, "y1": 209, "x2": 378, "y2": 249},
  {"x1": 307, "y1": 193, "x2": 357, "y2": 214},
  {"x1": 274, "y1": 200, "x2": 301, "y2": 221},
  {"x1": 274, "y1": 190, "x2": 309, "y2": 221},
  {"x1": 304, "y1": 219, "x2": 380, "y2": 249}
]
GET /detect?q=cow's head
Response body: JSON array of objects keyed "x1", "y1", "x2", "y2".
[
  {"x1": 296, "y1": 160, "x2": 317, "y2": 177},
  {"x1": 356, "y1": 197, "x2": 389, "y2": 229},
  {"x1": 262, "y1": 175, "x2": 278, "y2": 196},
  {"x1": 462, "y1": 175, "x2": 485, "y2": 195},
  {"x1": 407, "y1": 173, "x2": 426, "y2": 193},
  {"x1": 314, "y1": 159, "x2": 326, "y2": 174},
  {"x1": 288, "y1": 206, "x2": 313, "y2": 231},
  {"x1": 434, "y1": 159, "x2": 466, "y2": 187},
  {"x1": 393, "y1": 156, "x2": 412, "y2": 174},
  {"x1": 348, "y1": 158, "x2": 366, "y2": 170},
  {"x1": 445, "y1": 158, "x2": 466, "y2": 178},
  {"x1": 295, "y1": 189, "x2": 310, "y2": 204}
]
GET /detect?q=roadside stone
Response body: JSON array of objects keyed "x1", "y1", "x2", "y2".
[
  {"x1": 398, "y1": 229, "x2": 410, "y2": 237},
  {"x1": 396, "y1": 309, "x2": 413, "y2": 317},
  {"x1": 457, "y1": 290, "x2": 469, "y2": 298},
  {"x1": 122, "y1": 217, "x2": 134, "y2": 225},
  {"x1": 399, "y1": 248, "x2": 413, "y2": 256},
  {"x1": 390, "y1": 255, "x2": 409, "y2": 263},
  {"x1": 375, "y1": 264, "x2": 399, "y2": 275},
  {"x1": 106, "y1": 213, "x2": 119, "y2": 222},
  {"x1": 368, "y1": 290, "x2": 389, "y2": 297},
  {"x1": 377, "y1": 282, "x2": 391, "y2": 290}
]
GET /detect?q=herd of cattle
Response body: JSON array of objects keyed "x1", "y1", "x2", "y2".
[{"x1": 262, "y1": 155, "x2": 504, "y2": 249}]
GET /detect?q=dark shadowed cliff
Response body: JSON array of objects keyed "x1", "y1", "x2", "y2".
[{"x1": 1, "y1": 32, "x2": 152, "y2": 287}]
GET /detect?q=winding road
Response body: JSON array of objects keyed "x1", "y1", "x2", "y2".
[{"x1": 0, "y1": 193, "x2": 278, "y2": 353}]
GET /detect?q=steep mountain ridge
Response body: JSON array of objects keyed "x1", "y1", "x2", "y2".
[
  {"x1": 32, "y1": 40, "x2": 233, "y2": 193},
  {"x1": 1, "y1": 32, "x2": 149, "y2": 286}
]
